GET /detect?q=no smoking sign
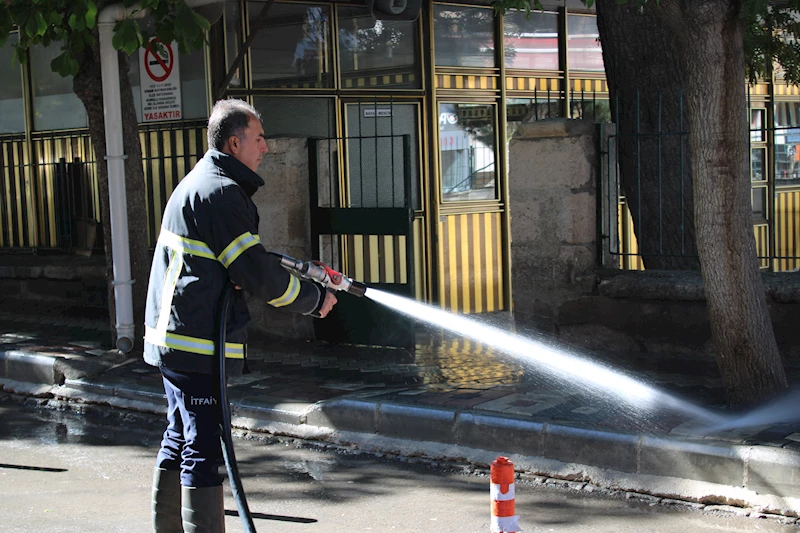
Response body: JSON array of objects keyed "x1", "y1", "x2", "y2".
[
  {"x1": 139, "y1": 38, "x2": 182, "y2": 122},
  {"x1": 144, "y1": 39, "x2": 174, "y2": 82}
]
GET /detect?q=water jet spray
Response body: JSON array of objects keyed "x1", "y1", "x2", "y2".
[{"x1": 365, "y1": 288, "x2": 726, "y2": 425}]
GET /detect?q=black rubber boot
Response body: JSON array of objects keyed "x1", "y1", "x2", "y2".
[
  {"x1": 152, "y1": 468, "x2": 183, "y2": 532},
  {"x1": 181, "y1": 486, "x2": 225, "y2": 533}
]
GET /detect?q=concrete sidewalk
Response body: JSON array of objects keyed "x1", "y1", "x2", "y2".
[{"x1": 1, "y1": 304, "x2": 800, "y2": 522}]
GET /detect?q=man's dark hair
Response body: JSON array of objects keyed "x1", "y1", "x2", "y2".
[{"x1": 207, "y1": 99, "x2": 262, "y2": 151}]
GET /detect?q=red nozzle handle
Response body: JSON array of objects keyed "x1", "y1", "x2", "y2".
[{"x1": 311, "y1": 260, "x2": 343, "y2": 284}]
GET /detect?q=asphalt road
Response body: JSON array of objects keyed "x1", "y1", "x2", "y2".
[{"x1": 0, "y1": 394, "x2": 796, "y2": 533}]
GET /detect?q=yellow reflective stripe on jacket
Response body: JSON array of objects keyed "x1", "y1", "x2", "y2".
[
  {"x1": 158, "y1": 229, "x2": 216, "y2": 259},
  {"x1": 156, "y1": 248, "x2": 184, "y2": 331},
  {"x1": 268, "y1": 274, "x2": 300, "y2": 307},
  {"x1": 218, "y1": 232, "x2": 261, "y2": 268},
  {"x1": 145, "y1": 327, "x2": 245, "y2": 359}
]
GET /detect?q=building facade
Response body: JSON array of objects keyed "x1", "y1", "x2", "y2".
[{"x1": 1, "y1": 0, "x2": 798, "y2": 324}]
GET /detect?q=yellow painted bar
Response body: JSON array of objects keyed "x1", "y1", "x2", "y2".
[
  {"x1": 448, "y1": 216, "x2": 458, "y2": 311},
  {"x1": 472, "y1": 213, "x2": 483, "y2": 314},
  {"x1": 384, "y1": 235, "x2": 395, "y2": 283},
  {"x1": 368, "y1": 234, "x2": 380, "y2": 284},
  {"x1": 460, "y1": 214, "x2": 470, "y2": 313},
  {"x1": 414, "y1": 219, "x2": 424, "y2": 300},
  {"x1": 353, "y1": 235, "x2": 365, "y2": 282},
  {"x1": 483, "y1": 212, "x2": 495, "y2": 311},
  {"x1": 494, "y1": 212, "x2": 504, "y2": 309}
]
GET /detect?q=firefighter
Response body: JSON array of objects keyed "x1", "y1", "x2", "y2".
[{"x1": 144, "y1": 98, "x2": 338, "y2": 533}]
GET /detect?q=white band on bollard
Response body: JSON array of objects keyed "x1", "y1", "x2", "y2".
[{"x1": 490, "y1": 483, "x2": 516, "y2": 501}]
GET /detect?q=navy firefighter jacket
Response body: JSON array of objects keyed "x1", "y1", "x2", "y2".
[{"x1": 144, "y1": 149, "x2": 325, "y2": 375}]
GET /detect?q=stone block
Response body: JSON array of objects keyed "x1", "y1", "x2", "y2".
[
  {"x1": 305, "y1": 398, "x2": 377, "y2": 433},
  {"x1": 0, "y1": 351, "x2": 58, "y2": 384},
  {"x1": 746, "y1": 446, "x2": 800, "y2": 497},
  {"x1": 543, "y1": 424, "x2": 638, "y2": 473},
  {"x1": 455, "y1": 412, "x2": 544, "y2": 456},
  {"x1": 639, "y1": 437, "x2": 745, "y2": 487},
  {"x1": 376, "y1": 403, "x2": 456, "y2": 443},
  {"x1": 235, "y1": 398, "x2": 311, "y2": 425}
]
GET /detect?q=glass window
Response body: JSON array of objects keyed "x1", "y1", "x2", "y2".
[
  {"x1": 253, "y1": 96, "x2": 335, "y2": 138},
  {"x1": 128, "y1": 42, "x2": 209, "y2": 122},
  {"x1": 434, "y1": 5, "x2": 495, "y2": 68},
  {"x1": 225, "y1": 0, "x2": 244, "y2": 88},
  {"x1": 750, "y1": 108, "x2": 765, "y2": 142},
  {"x1": 774, "y1": 102, "x2": 800, "y2": 183},
  {"x1": 31, "y1": 44, "x2": 87, "y2": 131},
  {"x1": 439, "y1": 102, "x2": 496, "y2": 202},
  {"x1": 570, "y1": 98, "x2": 610, "y2": 122},
  {"x1": 506, "y1": 97, "x2": 563, "y2": 141},
  {"x1": 345, "y1": 102, "x2": 420, "y2": 209},
  {"x1": 751, "y1": 147, "x2": 766, "y2": 182},
  {"x1": 567, "y1": 14, "x2": 603, "y2": 72},
  {"x1": 338, "y1": 7, "x2": 420, "y2": 89},
  {"x1": 752, "y1": 186, "x2": 767, "y2": 221},
  {"x1": 0, "y1": 34, "x2": 25, "y2": 134},
  {"x1": 249, "y1": 2, "x2": 332, "y2": 88},
  {"x1": 503, "y1": 10, "x2": 559, "y2": 71}
]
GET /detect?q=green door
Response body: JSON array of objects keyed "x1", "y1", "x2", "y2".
[{"x1": 309, "y1": 102, "x2": 419, "y2": 348}]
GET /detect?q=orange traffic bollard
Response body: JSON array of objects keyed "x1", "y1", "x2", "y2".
[{"x1": 490, "y1": 456, "x2": 520, "y2": 532}]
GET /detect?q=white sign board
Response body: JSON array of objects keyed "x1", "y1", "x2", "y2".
[
  {"x1": 139, "y1": 38, "x2": 182, "y2": 122},
  {"x1": 363, "y1": 108, "x2": 392, "y2": 118}
]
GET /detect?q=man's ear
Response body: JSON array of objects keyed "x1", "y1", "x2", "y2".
[{"x1": 226, "y1": 135, "x2": 239, "y2": 154}]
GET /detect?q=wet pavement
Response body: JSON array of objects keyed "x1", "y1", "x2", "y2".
[
  {"x1": 4, "y1": 402, "x2": 798, "y2": 533},
  {"x1": 2, "y1": 301, "x2": 800, "y2": 517}
]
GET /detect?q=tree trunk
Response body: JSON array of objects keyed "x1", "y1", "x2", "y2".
[
  {"x1": 659, "y1": 0, "x2": 787, "y2": 407},
  {"x1": 596, "y1": 0, "x2": 699, "y2": 270},
  {"x1": 73, "y1": 31, "x2": 149, "y2": 353}
]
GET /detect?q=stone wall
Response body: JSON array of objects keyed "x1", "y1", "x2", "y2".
[
  {"x1": 508, "y1": 119, "x2": 601, "y2": 332},
  {"x1": 248, "y1": 137, "x2": 316, "y2": 340},
  {"x1": 508, "y1": 118, "x2": 800, "y2": 359}
]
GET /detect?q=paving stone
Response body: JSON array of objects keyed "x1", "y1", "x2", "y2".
[{"x1": 4, "y1": 307, "x2": 800, "y2": 514}]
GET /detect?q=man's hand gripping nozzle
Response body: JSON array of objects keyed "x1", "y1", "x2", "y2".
[{"x1": 278, "y1": 254, "x2": 368, "y2": 297}]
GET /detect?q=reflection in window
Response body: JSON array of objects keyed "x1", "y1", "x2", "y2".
[
  {"x1": 31, "y1": 45, "x2": 87, "y2": 131},
  {"x1": 225, "y1": 0, "x2": 244, "y2": 88},
  {"x1": 774, "y1": 102, "x2": 800, "y2": 183},
  {"x1": 0, "y1": 34, "x2": 24, "y2": 134},
  {"x1": 506, "y1": 98, "x2": 563, "y2": 140},
  {"x1": 751, "y1": 147, "x2": 766, "y2": 182},
  {"x1": 434, "y1": 5, "x2": 495, "y2": 68},
  {"x1": 249, "y1": 2, "x2": 331, "y2": 88},
  {"x1": 567, "y1": 15, "x2": 603, "y2": 72},
  {"x1": 752, "y1": 186, "x2": 767, "y2": 221},
  {"x1": 570, "y1": 98, "x2": 610, "y2": 122},
  {"x1": 750, "y1": 108, "x2": 765, "y2": 142},
  {"x1": 338, "y1": 7, "x2": 420, "y2": 89},
  {"x1": 503, "y1": 10, "x2": 559, "y2": 71},
  {"x1": 439, "y1": 103, "x2": 496, "y2": 202}
]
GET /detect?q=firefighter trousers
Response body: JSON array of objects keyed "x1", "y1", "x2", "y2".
[{"x1": 156, "y1": 367, "x2": 224, "y2": 488}]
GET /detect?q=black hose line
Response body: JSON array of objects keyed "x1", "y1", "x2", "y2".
[{"x1": 215, "y1": 283, "x2": 258, "y2": 533}]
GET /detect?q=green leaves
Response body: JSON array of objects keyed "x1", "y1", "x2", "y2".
[
  {"x1": 85, "y1": 0, "x2": 97, "y2": 29},
  {"x1": 111, "y1": 18, "x2": 145, "y2": 55},
  {"x1": 492, "y1": 0, "x2": 544, "y2": 16},
  {"x1": 25, "y1": 10, "x2": 47, "y2": 38},
  {"x1": 3, "y1": 0, "x2": 212, "y2": 77},
  {"x1": 171, "y1": 3, "x2": 210, "y2": 53},
  {"x1": 50, "y1": 49, "x2": 78, "y2": 76}
]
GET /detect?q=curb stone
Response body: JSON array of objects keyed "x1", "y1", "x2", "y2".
[{"x1": 3, "y1": 348, "x2": 800, "y2": 519}]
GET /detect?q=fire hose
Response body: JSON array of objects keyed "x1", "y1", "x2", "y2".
[{"x1": 215, "y1": 255, "x2": 366, "y2": 532}]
